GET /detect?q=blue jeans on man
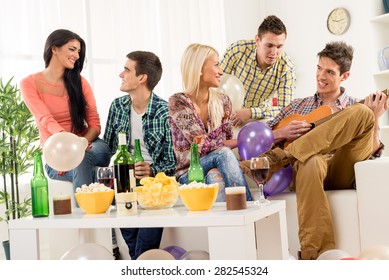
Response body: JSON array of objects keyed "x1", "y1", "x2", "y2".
[{"x1": 120, "y1": 227, "x2": 163, "y2": 260}]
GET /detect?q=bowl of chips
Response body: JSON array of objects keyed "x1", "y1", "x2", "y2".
[
  {"x1": 134, "y1": 172, "x2": 179, "y2": 209},
  {"x1": 75, "y1": 183, "x2": 114, "y2": 214},
  {"x1": 178, "y1": 182, "x2": 219, "y2": 211}
]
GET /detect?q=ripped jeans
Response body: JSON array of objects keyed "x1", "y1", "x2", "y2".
[{"x1": 178, "y1": 146, "x2": 252, "y2": 202}]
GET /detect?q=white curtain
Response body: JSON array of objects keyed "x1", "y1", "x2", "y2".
[{"x1": 0, "y1": 0, "x2": 260, "y2": 132}]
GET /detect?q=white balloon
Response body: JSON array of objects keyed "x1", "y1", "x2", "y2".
[
  {"x1": 359, "y1": 245, "x2": 389, "y2": 260},
  {"x1": 137, "y1": 249, "x2": 175, "y2": 260},
  {"x1": 60, "y1": 243, "x2": 114, "y2": 260},
  {"x1": 217, "y1": 74, "x2": 245, "y2": 111},
  {"x1": 317, "y1": 249, "x2": 352, "y2": 260},
  {"x1": 43, "y1": 132, "x2": 88, "y2": 171}
]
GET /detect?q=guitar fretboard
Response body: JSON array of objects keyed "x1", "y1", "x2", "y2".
[{"x1": 312, "y1": 89, "x2": 388, "y2": 128}]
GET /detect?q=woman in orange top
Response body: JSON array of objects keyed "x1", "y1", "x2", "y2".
[{"x1": 21, "y1": 29, "x2": 111, "y2": 194}]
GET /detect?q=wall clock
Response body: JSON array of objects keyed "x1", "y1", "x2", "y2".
[{"x1": 327, "y1": 8, "x2": 351, "y2": 35}]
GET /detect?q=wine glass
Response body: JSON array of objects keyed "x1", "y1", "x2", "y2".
[
  {"x1": 250, "y1": 157, "x2": 271, "y2": 206},
  {"x1": 96, "y1": 166, "x2": 115, "y2": 206},
  {"x1": 96, "y1": 166, "x2": 115, "y2": 190}
]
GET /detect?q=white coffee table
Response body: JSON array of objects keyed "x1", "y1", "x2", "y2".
[{"x1": 9, "y1": 201, "x2": 288, "y2": 260}]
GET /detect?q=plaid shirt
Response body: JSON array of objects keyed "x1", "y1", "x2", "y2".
[
  {"x1": 267, "y1": 88, "x2": 359, "y2": 129},
  {"x1": 103, "y1": 93, "x2": 176, "y2": 176},
  {"x1": 220, "y1": 40, "x2": 296, "y2": 119}
]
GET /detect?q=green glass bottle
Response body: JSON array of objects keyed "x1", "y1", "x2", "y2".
[
  {"x1": 188, "y1": 143, "x2": 204, "y2": 183},
  {"x1": 133, "y1": 139, "x2": 144, "y2": 186},
  {"x1": 114, "y1": 132, "x2": 136, "y2": 193},
  {"x1": 31, "y1": 151, "x2": 49, "y2": 217}
]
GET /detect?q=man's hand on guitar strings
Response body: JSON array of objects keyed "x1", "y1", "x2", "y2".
[
  {"x1": 364, "y1": 91, "x2": 388, "y2": 120},
  {"x1": 275, "y1": 120, "x2": 312, "y2": 141}
]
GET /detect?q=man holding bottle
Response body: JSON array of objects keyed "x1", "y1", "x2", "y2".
[{"x1": 103, "y1": 51, "x2": 176, "y2": 260}]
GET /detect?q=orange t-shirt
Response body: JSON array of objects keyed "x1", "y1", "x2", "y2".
[{"x1": 20, "y1": 72, "x2": 101, "y2": 146}]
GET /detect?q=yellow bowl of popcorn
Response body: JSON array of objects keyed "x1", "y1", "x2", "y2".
[
  {"x1": 75, "y1": 183, "x2": 114, "y2": 214},
  {"x1": 178, "y1": 183, "x2": 219, "y2": 211},
  {"x1": 134, "y1": 172, "x2": 179, "y2": 209}
]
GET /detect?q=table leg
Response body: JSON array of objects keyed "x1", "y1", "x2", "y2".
[
  {"x1": 78, "y1": 228, "x2": 112, "y2": 249},
  {"x1": 9, "y1": 229, "x2": 40, "y2": 260},
  {"x1": 255, "y1": 210, "x2": 289, "y2": 260},
  {"x1": 208, "y1": 223, "x2": 257, "y2": 260}
]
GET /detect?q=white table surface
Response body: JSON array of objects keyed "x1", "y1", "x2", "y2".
[{"x1": 9, "y1": 201, "x2": 288, "y2": 260}]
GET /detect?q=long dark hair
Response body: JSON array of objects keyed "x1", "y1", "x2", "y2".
[{"x1": 43, "y1": 29, "x2": 87, "y2": 134}]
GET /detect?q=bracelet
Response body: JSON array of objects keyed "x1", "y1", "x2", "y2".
[{"x1": 371, "y1": 140, "x2": 385, "y2": 159}]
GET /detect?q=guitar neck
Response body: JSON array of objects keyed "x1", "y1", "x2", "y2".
[
  {"x1": 359, "y1": 89, "x2": 389, "y2": 103},
  {"x1": 312, "y1": 89, "x2": 388, "y2": 129}
]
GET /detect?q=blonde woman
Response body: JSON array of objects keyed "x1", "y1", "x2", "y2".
[{"x1": 169, "y1": 43, "x2": 252, "y2": 201}]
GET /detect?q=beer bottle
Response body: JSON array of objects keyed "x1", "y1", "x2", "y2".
[
  {"x1": 133, "y1": 139, "x2": 144, "y2": 186},
  {"x1": 114, "y1": 132, "x2": 136, "y2": 193},
  {"x1": 188, "y1": 143, "x2": 204, "y2": 183},
  {"x1": 31, "y1": 151, "x2": 49, "y2": 217}
]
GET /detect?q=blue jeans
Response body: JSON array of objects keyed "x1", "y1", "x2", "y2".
[
  {"x1": 120, "y1": 227, "x2": 163, "y2": 260},
  {"x1": 178, "y1": 146, "x2": 252, "y2": 202},
  {"x1": 45, "y1": 138, "x2": 111, "y2": 199}
]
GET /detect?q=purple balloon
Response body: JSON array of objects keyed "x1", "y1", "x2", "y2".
[
  {"x1": 237, "y1": 122, "x2": 274, "y2": 160},
  {"x1": 163, "y1": 245, "x2": 186, "y2": 260},
  {"x1": 264, "y1": 165, "x2": 293, "y2": 197}
]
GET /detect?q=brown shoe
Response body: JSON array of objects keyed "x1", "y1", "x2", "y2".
[
  {"x1": 239, "y1": 147, "x2": 293, "y2": 180},
  {"x1": 298, "y1": 250, "x2": 318, "y2": 260}
]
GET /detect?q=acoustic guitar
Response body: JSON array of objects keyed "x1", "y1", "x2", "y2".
[{"x1": 274, "y1": 89, "x2": 389, "y2": 147}]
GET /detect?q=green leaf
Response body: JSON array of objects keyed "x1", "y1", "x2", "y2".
[{"x1": 0, "y1": 76, "x2": 39, "y2": 221}]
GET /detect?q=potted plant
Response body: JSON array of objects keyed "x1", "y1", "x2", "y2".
[
  {"x1": 0, "y1": 77, "x2": 40, "y2": 259},
  {"x1": 0, "y1": 191, "x2": 32, "y2": 259}
]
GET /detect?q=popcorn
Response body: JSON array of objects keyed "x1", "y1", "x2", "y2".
[
  {"x1": 178, "y1": 181, "x2": 218, "y2": 189},
  {"x1": 75, "y1": 182, "x2": 112, "y2": 193}
]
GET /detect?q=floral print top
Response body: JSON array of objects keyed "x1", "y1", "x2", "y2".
[{"x1": 168, "y1": 92, "x2": 233, "y2": 178}]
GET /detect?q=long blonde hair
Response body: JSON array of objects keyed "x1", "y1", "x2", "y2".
[{"x1": 181, "y1": 43, "x2": 224, "y2": 128}]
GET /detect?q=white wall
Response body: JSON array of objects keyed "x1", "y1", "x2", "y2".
[
  {"x1": 1, "y1": 0, "x2": 386, "y2": 132},
  {"x1": 263, "y1": 0, "x2": 385, "y2": 100}
]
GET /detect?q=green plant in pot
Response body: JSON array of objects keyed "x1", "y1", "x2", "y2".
[
  {"x1": 0, "y1": 77, "x2": 40, "y2": 260},
  {"x1": 0, "y1": 191, "x2": 32, "y2": 259}
]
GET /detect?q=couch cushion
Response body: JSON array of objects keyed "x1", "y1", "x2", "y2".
[{"x1": 271, "y1": 189, "x2": 360, "y2": 258}]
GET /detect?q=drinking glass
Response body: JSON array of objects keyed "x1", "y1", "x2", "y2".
[
  {"x1": 97, "y1": 166, "x2": 115, "y2": 206},
  {"x1": 250, "y1": 157, "x2": 270, "y2": 206},
  {"x1": 96, "y1": 166, "x2": 115, "y2": 190}
]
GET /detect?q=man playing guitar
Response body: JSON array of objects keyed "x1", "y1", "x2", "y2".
[{"x1": 240, "y1": 41, "x2": 388, "y2": 260}]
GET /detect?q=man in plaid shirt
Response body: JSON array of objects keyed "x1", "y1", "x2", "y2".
[
  {"x1": 221, "y1": 15, "x2": 296, "y2": 126},
  {"x1": 104, "y1": 51, "x2": 176, "y2": 260},
  {"x1": 241, "y1": 41, "x2": 387, "y2": 259}
]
